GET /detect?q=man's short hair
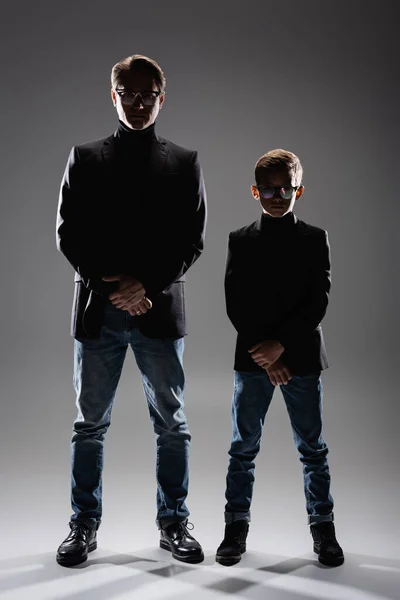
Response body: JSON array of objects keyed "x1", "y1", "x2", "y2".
[
  {"x1": 255, "y1": 149, "x2": 303, "y2": 186},
  {"x1": 111, "y1": 54, "x2": 166, "y2": 92}
]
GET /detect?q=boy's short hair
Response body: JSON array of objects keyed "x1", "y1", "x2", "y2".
[
  {"x1": 111, "y1": 54, "x2": 166, "y2": 92},
  {"x1": 255, "y1": 149, "x2": 303, "y2": 186}
]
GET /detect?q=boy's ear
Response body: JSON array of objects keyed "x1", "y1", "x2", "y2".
[
  {"x1": 296, "y1": 185, "x2": 305, "y2": 200},
  {"x1": 251, "y1": 185, "x2": 259, "y2": 200}
]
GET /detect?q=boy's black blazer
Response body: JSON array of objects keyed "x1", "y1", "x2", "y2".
[
  {"x1": 56, "y1": 131, "x2": 207, "y2": 340},
  {"x1": 224, "y1": 214, "x2": 330, "y2": 375}
]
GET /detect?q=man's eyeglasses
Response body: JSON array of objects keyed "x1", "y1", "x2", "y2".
[
  {"x1": 255, "y1": 185, "x2": 300, "y2": 200},
  {"x1": 115, "y1": 89, "x2": 161, "y2": 106}
]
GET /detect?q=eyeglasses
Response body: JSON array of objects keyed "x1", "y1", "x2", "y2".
[
  {"x1": 255, "y1": 185, "x2": 300, "y2": 200},
  {"x1": 115, "y1": 89, "x2": 161, "y2": 106}
]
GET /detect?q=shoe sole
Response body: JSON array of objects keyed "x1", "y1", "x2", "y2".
[
  {"x1": 159, "y1": 540, "x2": 204, "y2": 564},
  {"x1": 215, "y1": 550, "x2": 245, "y2": 566},
  {"x1": 56, "y1": 541, "x2": 97, "y2": 567},
  {"x1": 313, "y1": 546, "x2": 344, "y2": 567}
]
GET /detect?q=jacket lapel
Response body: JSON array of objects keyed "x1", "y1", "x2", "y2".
[
  {"x1": 149, "y1": 136, "x2": 169, "y2": 176},
  {"x1": 101, "y1": 133, "x2": 118, "y2": 165}
]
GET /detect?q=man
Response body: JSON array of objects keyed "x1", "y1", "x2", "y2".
[{"x1": 56, "y1": 54, "x2": 207, "y2": 566}]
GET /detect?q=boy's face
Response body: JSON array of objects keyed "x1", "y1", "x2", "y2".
[{"x1": 251, "y1": 169, "x2": 304, "y2": 218}]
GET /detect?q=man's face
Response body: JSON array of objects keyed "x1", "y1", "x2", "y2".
[
  {"x1": 111, "y1": 69, "x2": 165, "y2": 130},
  {"x1": 251, "y1": 169, "x2": 304, "y2": 218}
]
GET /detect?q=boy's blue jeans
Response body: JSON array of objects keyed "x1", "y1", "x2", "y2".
[
  {"x1": 70, "y1": 303, "x2": 190, "y2": 529},
  {"x1": 225, "y1": 370, "x2": 334, "y2": 526}
]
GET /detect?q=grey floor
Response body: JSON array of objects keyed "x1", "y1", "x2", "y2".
[
  {"x1": 1, "y1": 373, "x2": 399, "y2": 599},
  {"x1": 1, "y1": 533, "x2": 399, "y2": 600}
]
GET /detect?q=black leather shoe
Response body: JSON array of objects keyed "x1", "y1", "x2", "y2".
[
  {"x1": 56, "y1": 521, "x2": 98, "y2": 566},
  {"x1": 215, "y1": 520, "x2": 249, "y2": 566},
  {"x1": 311, "y1": 521, "x2": 344, "y2": 566},
  {"x1": 160, "y1": 520, "x2": 204, "y2": 563}
]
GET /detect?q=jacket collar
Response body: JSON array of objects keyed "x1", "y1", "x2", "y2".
[
  {"x1": 101, "y1": 131, "x2": 169, "y2": 176},
  {"x1": 245, "y1": 212, "x2": 313, "y2": 238}
]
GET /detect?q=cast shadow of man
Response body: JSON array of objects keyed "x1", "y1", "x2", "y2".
[{"x1": 0, "y1": 547, "x2": 398, "y2": 600}]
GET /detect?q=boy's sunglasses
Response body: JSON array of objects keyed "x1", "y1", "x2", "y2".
[{"x1": 255, "y1": 185, "x2": 300, "y2": 200}]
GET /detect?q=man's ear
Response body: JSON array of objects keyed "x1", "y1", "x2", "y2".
[
  {"x1": 159, "y1": 92, "x2": 166, "y2": 109},
  {"x1": 296, "y1": 185, "x2": 305, "y2": 200},
  {"x1": 251, "y1": 185, "x2": 259, "y2": 200},
  {"x1": 111, "y1": 88, "x2": 117, "y2": 107}
]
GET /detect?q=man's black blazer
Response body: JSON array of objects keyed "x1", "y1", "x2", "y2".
[
  {"x1": 225, "y1": 214, "x2": 331, "y2": 375},
  {"x1": 56, "y1": 129, "x2": 207, "y2": 340}
]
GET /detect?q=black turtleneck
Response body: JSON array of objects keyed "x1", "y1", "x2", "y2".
[
  {"x1": 114, "y1": 120, "x2": 156, "y2": 179},
  {"x1": 109, "y1": 120, "x2": 158, "y2": 276},
  {"x1": 116, "y1": 120, "x2": 156, "y2": 147},
  {"x1": 261, "y1": 210, "x2": 296, "y2": 236}
]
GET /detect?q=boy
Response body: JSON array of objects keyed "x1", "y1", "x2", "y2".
[{"x1": 216, "y1": 149, "x2": 344, "y2": 567}]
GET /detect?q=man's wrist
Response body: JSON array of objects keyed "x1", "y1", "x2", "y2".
[{"x1": 274, "y1": 339, "x2": 285, "y2": 352}]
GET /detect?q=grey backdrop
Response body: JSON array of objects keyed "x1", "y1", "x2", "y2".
[{"x1": 0, "y1": 0, "x2": 398, "y2": 563}]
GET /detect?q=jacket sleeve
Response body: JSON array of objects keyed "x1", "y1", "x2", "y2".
[
  {"x1": 275, "y1": 230, "x2": 331, "y2": 347},
  {"x1": 224, "y1": 233, "x2": 270, "y2": 347},
  {"x1": 56, "y1": 146, "x2": 118, "y2": 298},
  {"x1": 138, "y1": 151, "x2": 207, "y2": 299},
  {"x1": 224, "y1": 233, "x2": 242, "y2": 332}
]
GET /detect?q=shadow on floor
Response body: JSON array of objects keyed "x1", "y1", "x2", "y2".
[{"x1": 0, "y1": 546, "x2": 398, "y2": 600}]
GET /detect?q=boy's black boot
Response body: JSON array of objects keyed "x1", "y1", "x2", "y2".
[
  {"x1": 310, "y1": 521, "x2": 344, "y2": 566},
  {"x1": 56, "y1": 520, "x2": 98, "y2": 566},
  {"x1": 215, "y1": 520, "x2": 249, "y2": 566}
]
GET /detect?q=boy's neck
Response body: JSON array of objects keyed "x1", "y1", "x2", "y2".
[
  {"x1": 260, "y1": 210, "x2": 296, "y2": 234},
  {"x1": 262, "y1": 210, "x2": 295, "y2": 222}
]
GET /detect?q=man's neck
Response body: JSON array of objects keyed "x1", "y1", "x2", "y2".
[{"x1": 117, "y1": 119, "x2": 156, "y2": 138}]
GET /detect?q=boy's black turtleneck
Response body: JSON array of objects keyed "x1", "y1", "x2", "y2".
[{"x1": 261, "y1": 210, "x2": 296, "y2": 235}]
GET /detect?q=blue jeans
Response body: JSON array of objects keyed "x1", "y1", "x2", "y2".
[
  {"x1": 225, "y1": 370, "x2": 334, "y2": 526},
  {"x1": 70, "y1": 303, "x2": 190, "y2": 529}
]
